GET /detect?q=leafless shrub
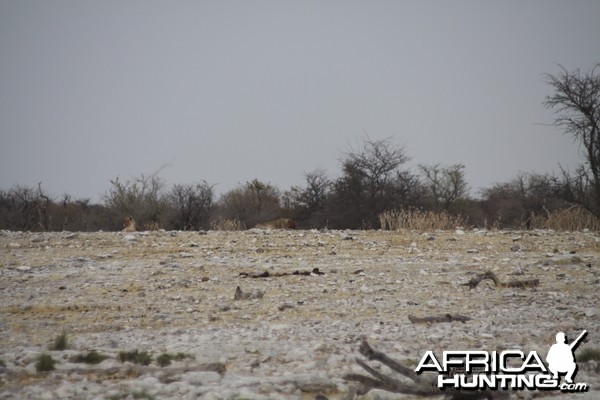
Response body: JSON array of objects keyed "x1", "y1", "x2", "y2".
[
  {"x1": 379, "y1": 208, "x2": 467, "y2": 231},
  {"x1": 419, "y1": 163, "x2": 469, "y2": 211},
  {"x1": 165, "y1": 181, "x2": 214, "y2": 230},
  {"x1": 479, "y1": 172, "x2": 564, "y2": 229},
  {"x1": 104, "y1": 168, "x2": 168, "y2": 230},
  {"x1": 544, "y1": 63, "x2": 600, "y2": 217},
  {"x1": 0, "y1": 183, "x2": 53, "y2": 231},
  {"x1": 214, "y1": 179, "x2": 280, "y2": 228},
  {"x1": 328, "y1": 135, "x2": 423, "y2": 229}
]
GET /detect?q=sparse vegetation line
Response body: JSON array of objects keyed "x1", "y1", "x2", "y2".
[{"x1": 2, "y1": 81, "x2": 600, "y2": 234}]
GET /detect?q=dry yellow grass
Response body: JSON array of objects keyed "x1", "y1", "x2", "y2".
[
  {"x1": 529, "y1": 207, "x2": 600, "y2": 231},
  {"x1": 209, "y1": 217, "x2": 246, "y2": 231},
  {"x1": 379, "y1": 208, "x2": 467, "y2": 231}
]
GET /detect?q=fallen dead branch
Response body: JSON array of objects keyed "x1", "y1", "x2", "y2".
[
  {"x1": 408, "y1": 313, "x2": 471, "y2": 324},
  {"x1": 463, "y1": 271, "x2": 539, "y2": 290},
  {"x1": 344, "y1": 339, "x2": 508, "y2": 399},
  {"x1": 239, "y1": 268, "x2": 325, "y2": 278}
]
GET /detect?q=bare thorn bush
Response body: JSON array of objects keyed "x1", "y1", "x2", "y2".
[{"x1": 379, "y1": 209, "x2": 467, "y2": 231}]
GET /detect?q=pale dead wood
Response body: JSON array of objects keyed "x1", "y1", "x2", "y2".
[
  {"x1": 463, "y1": 271, "x2": 539, "y2": 290},
  {"x1": 344, "y1": 339, "x2": 509, "y2": 399},
  {"x1": 238, "y1": 267, "x2": 325, "y2": 278},
  {"x1": 408, "y1": 314, "x2": 472, "y2": 324}
]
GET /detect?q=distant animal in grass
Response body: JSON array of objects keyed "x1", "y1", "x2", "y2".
[
  {"x1": 254, "y1": 218, "x2": 296, "y2": 230},
  {"x1": 122, "y1": 216, "x2": 137, "y2": 232}
]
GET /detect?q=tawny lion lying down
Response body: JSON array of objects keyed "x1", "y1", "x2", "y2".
[
  {"x1": 122, "y1": 217, "x2": 160, "y2": 232},
  {"x1": 122, "y1": 216, "x2": 137, "y2": 232}
]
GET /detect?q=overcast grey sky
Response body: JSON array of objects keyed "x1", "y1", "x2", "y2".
[{"x1": 1, "y1": 1, "x2": 598, "y2": 202}]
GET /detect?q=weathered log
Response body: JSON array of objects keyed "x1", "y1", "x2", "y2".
[
  {"x1": 239, "y1": 271, "x2": 271, "y2": 278},
  {"x1": 358, "y1": 338, "x2": 420, "y2": 381},
  {"x1": 239, "y1": 268, "x2": 325, "y2": 278},
  {"x1": 344, "y1": 339, "x2": 509, "y2": 399},
  {"x1": 463, "y1": 271, "x2": 539, "y2": 290},
  {"x1": 345, "y1": 340, "x2": 436, "y2": 396},
  {"x1": 502, "y1": 278, "x2": 540, "y2": 288},
  {"x1": 408, "y1": 313, "x2": 472, "y2": 324}
]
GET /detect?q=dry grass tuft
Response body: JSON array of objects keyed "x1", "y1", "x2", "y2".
[
  {"x1": 70, "y1": 350, "x2": 108, "y2": 364},
  {"x1": 379, "y1": 209, "x2": 467, "y2": 231},
  {"x1": 529, "y1": 207, "x2": 600, "y2": 231},
  {"x1": 118, "y1": 350, "x2": 152, "y2": 366},
  {"x1": 210, "y1": 218, "x2": 246, "y2": 231},
  {"x1": 156, "y1": 352, "x2": 194, "y2": 367},
  {"x1": 50, "y1": 332, "x2": 69, "y2": 351},
  {"x1": 35, "y1": 354, "x2": 56, "y2": 372},
  {"x1": 578, "y1": 347, "x2": 600, "y2": 363}
]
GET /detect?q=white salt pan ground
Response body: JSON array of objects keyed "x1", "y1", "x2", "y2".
[{"x1": 0, "y1": 229, "x2": 598, "y2": 399}]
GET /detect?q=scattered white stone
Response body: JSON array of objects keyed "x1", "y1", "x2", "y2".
[
  {"x1": 0, "y1": 229, "x2": 597, "y2": 399},
  {"x1": 584, "y1": 308, "x2": 597, "y2": 317},
  {"x1": 183, "y1": 371, "x2": 222, "y2": 386},
  {"x1": 96, "y1": 253, "x2": 113, "y2": 259},
  {"x1": 360, "y1": 285, "x2": 372, "y2": 293}
]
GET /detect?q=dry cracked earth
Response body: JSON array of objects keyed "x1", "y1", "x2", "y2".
[{"x1": 0, "y1": 228, "x2": 599, "y2": 400}]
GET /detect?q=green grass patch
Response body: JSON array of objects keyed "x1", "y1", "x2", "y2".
[
  {"x1": 35, "y1": 354, "x2": 56, "y2": 372},
  {"x1": 50, "y1": 332, "x2": 69, "y2": 351},
  {"x1": 70, "y1": 350, "x2": 108, "y2": 364},
  {"x1": 578, "y1": 347, "x2": 600, "y2": 362},
  {"x1": 156, "y1": 352, "x2": 195, "y2": 367},
  {"x1": 107, "y1": 390, "x2": 155, "y2": 400},
  {"x1": 0, "y1": 359, "x2": 6, "y2": 367},
  {"x1": 117, "y1": 350, "x2": 152, "y2": 366}
]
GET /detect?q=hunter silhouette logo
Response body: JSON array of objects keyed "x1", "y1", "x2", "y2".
[
  {"x1": 415, "y1": 329, "x2": 589, "y2": 393},
  {"x1": 546, "y1": 330, "x2": 587, "y2": 384}
]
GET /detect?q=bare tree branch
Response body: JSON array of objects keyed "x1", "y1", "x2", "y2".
[
  {"x1": 344, "y1": 339, "x2": 508, "y2": 399},
  {"x1": 543, "y1": 63, "x2": 600, "y2": 216}
]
